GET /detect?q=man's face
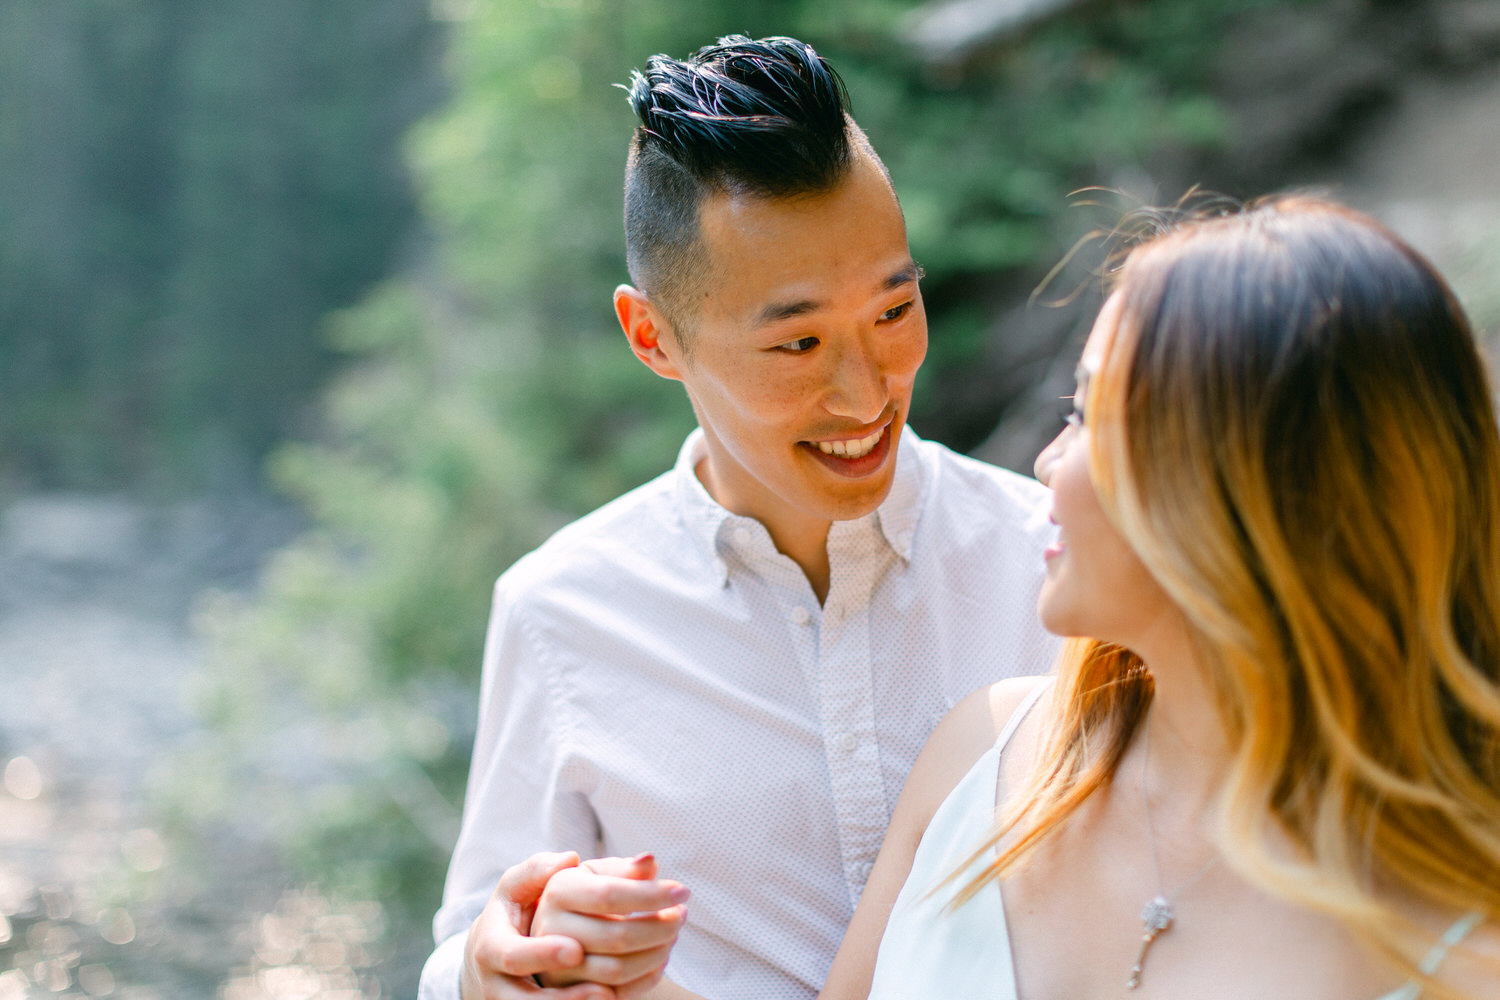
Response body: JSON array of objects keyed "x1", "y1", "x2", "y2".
[{"x1": 659, "y1": 151, "x2": 928, "y2": 536}]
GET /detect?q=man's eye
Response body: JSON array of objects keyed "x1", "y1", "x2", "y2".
[
  {"x1": 780, "y1": 337, "x2": 819, "y2": 353},
  {"x1": 880, "y1": 302, "x2": 911, "y2": 322}
]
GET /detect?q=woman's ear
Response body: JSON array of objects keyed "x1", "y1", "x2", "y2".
[{"x1": 615, "y1": 285, "x2": 684, "y2": 382}]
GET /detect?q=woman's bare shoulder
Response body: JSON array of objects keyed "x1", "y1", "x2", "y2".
[
  {"x1": 982, "y1": 674, "x2": 1054, "y2": 734},
  {"x1": 987, "y1": 675, "x2": 1059, "y2": 807},
  {"x1": 900, "y1": 675, "x2": 1053, "y2": 830},
  {"x1": 935, "y1": 675, "x2": 1052, "y2": 760}
]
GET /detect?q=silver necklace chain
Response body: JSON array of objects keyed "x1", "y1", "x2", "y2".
[{"x1": 1128, "y1": 708, "x2": 1221, "y2": 990}]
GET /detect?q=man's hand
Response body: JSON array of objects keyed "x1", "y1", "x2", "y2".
[
  {"x1": 532, "y1": 854, "x2": 689, "y2": 999},
  {"x1": 460, "y1": 852, "x2": 689, "y2": 1000},
  {"x1": 462, "y1": 851, "x2": 603, "y2": 1000}
]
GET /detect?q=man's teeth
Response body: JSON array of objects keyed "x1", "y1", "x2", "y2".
[{"x1": 815, "y1": 427, "x2": 884, "y2": 459}]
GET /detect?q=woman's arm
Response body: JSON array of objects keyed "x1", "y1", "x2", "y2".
[{"x1": 819, "y1": 676, "x2": 1049, "y2": 1000}]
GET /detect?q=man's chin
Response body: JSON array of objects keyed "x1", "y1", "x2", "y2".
[{"x1": 803, "y1": 467, "x2": 899, "y2": 523}]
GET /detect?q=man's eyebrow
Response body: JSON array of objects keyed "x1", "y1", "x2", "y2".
[
  {"x1": 754, "y1": 297, "x2": 820, "y2": 327},
  {"x1": 883, "y1": 262, "x2": 923, "y2": 290},
  {"x1": 752, "y1": 263, "x2": 924, "y2": 329}
]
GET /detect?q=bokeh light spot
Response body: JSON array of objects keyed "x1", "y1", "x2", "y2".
[
  {"x1": 2, "y1": 758, "x2": 42, "y2": 801},
  {"x1": 0, "y1": 969, "x2": 28, "y2": 1000},
  {"x1": 121, "y1": 828, "x2": 166, "y2": 872},
  {"x1": 98, "y1": 907, "x2": 136, "y2": 946},
  {"x1": 78, "y1": 963, "x2": 116, "y2": 996}
]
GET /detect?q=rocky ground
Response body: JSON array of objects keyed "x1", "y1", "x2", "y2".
[{"x1": 0, "y1": 496, "x2": 394, "y2": 999}]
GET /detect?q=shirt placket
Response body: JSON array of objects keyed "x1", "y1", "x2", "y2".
[{"x1": 817, "y1": 527, "x2": 884, "y2": 913}]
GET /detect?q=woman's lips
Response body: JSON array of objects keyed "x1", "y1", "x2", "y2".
[{"x1": 1044, "y1": 513, "x2": 1064, "y2": 561}]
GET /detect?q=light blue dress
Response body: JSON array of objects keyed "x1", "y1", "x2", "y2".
[{"x1": 866, "y1": 682, "x2": 1482, "y2": 1000}]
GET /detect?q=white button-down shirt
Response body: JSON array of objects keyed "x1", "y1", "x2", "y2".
[{"x1": 420, "y1": 427, "x2": 1059, "y2": 1000}]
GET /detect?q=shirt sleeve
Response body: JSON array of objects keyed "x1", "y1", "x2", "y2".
[
  {"x1": 419, "y1": 570, "x2": 603, "y2": 997},
  {"x1": 416, "y1": 929, "x2": 467, "y2": 1000}
]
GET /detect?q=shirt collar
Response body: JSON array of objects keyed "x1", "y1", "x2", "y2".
[
  {"x1": 673, "y1": 425, "x2": 928, "y2": 586},
  {"x1": 672, "y1": 430, "x2": 734, "y2": 585},
  {"x1": 875, "y1": 424, "x2": 925, "y2": 562}
]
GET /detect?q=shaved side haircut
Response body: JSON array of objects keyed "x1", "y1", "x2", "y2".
[{"x1": 622, "y1": 35, "x2": 864, "y2": 351}]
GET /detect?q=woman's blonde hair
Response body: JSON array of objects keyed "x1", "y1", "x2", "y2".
[{"x1": 955, "y1": 196, "x2": 1500, "y2": 990}]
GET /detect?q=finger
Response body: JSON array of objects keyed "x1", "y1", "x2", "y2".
[
  {"x1": 544, "y1": 868, "x2": 691, "y2": 917},
  {"x1": 614, "y1": 964, "x2": 668, "y2": 1000},
  {"x1": 540, "y1": 986, "x2": 618, "y2": 1000},
  {"x1": 464, "y1": 935, "x2": 611, "y2": 1000},
  {"x1": 535, "y1": 904, "x2": 687, "y2": 957},
  {"x1": 481, "y1": 971, "x2": 616, "y2": 1000},
  {"x1": 496, "y1": 851, "x2": 583, "y2": 907},
  {"x1": 540, "y1": 942, "x2": 674, "y2": 989},
  {"x1": 580, "y1": 853, "x2": 657, "y2": 881},
  {"x1": 511, "y1": 980, "x2": 617, "y2": 1000},
  {"x1": 473, "y1": 931, "x2": 585, "y2": 979}
]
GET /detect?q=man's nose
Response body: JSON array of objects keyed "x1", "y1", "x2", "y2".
[{"x1": 824, "y1": 339, "x2": 886, "y2": 423}]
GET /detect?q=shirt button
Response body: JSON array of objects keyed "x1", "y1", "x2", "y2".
[
  {"x1": 839, "y1": 732, "x2": 858, "y2": 752},
  {"x1": 732, "y1": 527, "x2": 752, "y2": 547},
  {"x1": 791, "y1": 606, "x2": 811, "y2": 625}
]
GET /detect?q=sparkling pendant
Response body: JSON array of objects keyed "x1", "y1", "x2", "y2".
[
  {"x1": 1141, "y1": 896, "x2": 1174, "y2": 933},
  {"x1": 1126, "y1": 896, "x2": 1174, "y2": 989}
]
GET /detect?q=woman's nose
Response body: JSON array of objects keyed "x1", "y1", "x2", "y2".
[{"x1": 1034, "y1": 430, "x2": 1066, "y2": 485}]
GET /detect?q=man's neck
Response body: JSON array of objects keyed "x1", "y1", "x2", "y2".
[
  {"x1": 770, "y1": 518, "x2": 833, "y2": 604},
  {"x1": 723, "y1": 490, "x2": 834, "y2": 603},
  {"x1": 693, "y1": 454, "x2": 835, "y2": 603}
]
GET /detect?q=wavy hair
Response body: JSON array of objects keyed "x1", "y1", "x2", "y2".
[{"x1": 955, "y1": 196, "x2": 1500, "y2": 993}]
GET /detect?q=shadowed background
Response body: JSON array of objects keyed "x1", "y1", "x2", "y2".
[{"x1": 2, "y1": 1, "x2": 1499, "y2": 997}]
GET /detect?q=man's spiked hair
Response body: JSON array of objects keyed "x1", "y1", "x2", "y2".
[{"x1": 621, "y1": 35, "x2": 857, "y2": 340}]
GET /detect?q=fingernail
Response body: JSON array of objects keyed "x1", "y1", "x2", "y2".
[
  {"x1": 632, "y1": 851, "x2": 654, "y2": 864},
  {"x1": 669, "y1": 885, "x2": 691, "y2": 903}
]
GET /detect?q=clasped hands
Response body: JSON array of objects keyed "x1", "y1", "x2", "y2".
[{"x1": 461, "y1": 851, "x2": 690, "y2": 1000}]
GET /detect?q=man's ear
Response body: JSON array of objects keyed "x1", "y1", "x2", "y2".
[{"x1": 614, "y1": 285, "x2": 684, "y2": 382}]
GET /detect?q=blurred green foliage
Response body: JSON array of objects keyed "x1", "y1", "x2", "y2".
[
  {"x1": 184, "y1": 2, "x2": 1323, "y2": 987},
  {"x1": 0, "y1": 0, "x2": 442, "y2": 489}
]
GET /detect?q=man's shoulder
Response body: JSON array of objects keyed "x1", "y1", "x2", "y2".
[
  {"x1": 503, "y1": 465, "x2": 685, "y2": 590},
  {"x1": 495, "y1": 461, "x2": 705, "y2": 611}
]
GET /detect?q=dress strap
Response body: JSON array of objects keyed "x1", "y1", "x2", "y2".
[
  {"x1": 1374, "y1": 911, "x2": 1485, "y2": 1000},
  {"x1": 994, "y1": 678, "x2": 1054, "y2": 755},
  {"x1": 1418, "y1": 911, "x2": 1484, "y2": 975}
]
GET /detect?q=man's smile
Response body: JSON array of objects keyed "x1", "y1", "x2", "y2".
[
  {"x1": 811, "y1": 425, "x2": 885, "y2": 459},
  {"x1": 798, "y1": 417, "x2": 897, "y2": 479}
]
